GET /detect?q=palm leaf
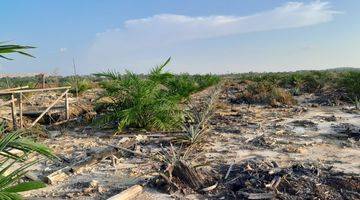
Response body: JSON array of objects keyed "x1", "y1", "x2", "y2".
[
  {"x1": 2, "y1": 181, "x2": 46, "y2": 193},
  {"x1": 0, "y1": 192, "x2": 22, "y2": 200},
  {"x1": 0, "y1": 43, "x2": 35, "y2": 60}
]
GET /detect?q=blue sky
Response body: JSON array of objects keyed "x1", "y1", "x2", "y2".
[{"x1": 1, "y1": 0, "x2": 360, "y2": 75}]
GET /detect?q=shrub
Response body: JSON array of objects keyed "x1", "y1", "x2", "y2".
[
  {"x1": 162, "y1": 74, "x2": 220, "y2": 100},
  {"x1": 236, "y1": 81, "x2": 295, "y2": 106},
  {"x1": 339, "y1": 71, "x2": 360, "y2": 99},
  {"x1": 94, "y1": 58, "x2": 221, "y2": 132},
  {"x1": 269, "y1": 87, "x2": 295, "y2": 107},
  {"x1": 94, "y1": 59, "x2": 184, "y2": 131},
  {"x1": 165, "y1": 74, "x2": 199, "y2": 99},
  {"x1": 338, "y1": 71, "x2": 360, "y2": 107},
  {"x1": 68, "y1": 78, "x2": 93, "y2": 95}
]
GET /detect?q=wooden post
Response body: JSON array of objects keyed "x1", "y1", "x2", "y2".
[
  {"x1": 41, "y1": 73, "x2": 46, "y2": 89},
  {"x1": 10, "y1": 94, "x2": 17, "y2": 130},
  {"x1": 30, "y1": 89, "x2": 69, "y2": 128},
  {"x1": 65, "y1": 91, "x2": 69, "y2": 120},
  {"x1": 19, "y1": 93, "x2": 23, "y2": 128}
]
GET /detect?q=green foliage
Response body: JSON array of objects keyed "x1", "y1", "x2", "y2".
[
  {"x1": 339, "y1": 71, "x2": 360, "y2": 99},
  {"x1": 95, "y1": 59, "x2": 183, "y2": 131},
  {"x1": 0, "y1": 42, "x2": 35, "y2": 60},
  {"x1": 95, "y1": 58, "x2": 221, "y2": 132},
  {"x1": 68, "y1": 78, "x2": 93, "y2": 95},
  {"x1": 163, "y1": 74, "x2": 220, "y2": 100},
  {"x1": 236, "y1": 71, "x2": 338, "y2": 94},
  {"x1": 0, "y1": 127, "x2": 55, "y2": 199}
]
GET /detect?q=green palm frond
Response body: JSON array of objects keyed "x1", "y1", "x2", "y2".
[
  {"x1": 0, "y1": 127, "x2": 55, "y2": 199},
  {"x1": 0, "y1": 130, "x2": 56, "y2": 160},
  {"x1": 93, "y1": 70, "x2": 122, "y2": 80},
  {"x1": 0, "y1": 43, "x2": 35, "y2": 60},
  {"x1": 0, "y1": 192, "x2": 22, "y2": 200},
  {"x1": 149, "y1": 57, "x2": 173, "y2": 83},
  {"x1": 94, "y1": 58, "x2": 220, "y2": 132}
]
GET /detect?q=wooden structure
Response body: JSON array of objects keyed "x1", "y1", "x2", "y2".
[{"x1": 0, "y1": 86, "x2": 71, "y2": 129}]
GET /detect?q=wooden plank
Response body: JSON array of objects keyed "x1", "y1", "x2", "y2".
[
  {"x1": 106, "y1": 185, "x2": 143, "y2": 200},
  {"x1": 19, "y1": 92, "x2": 23, "y2": 128},
  {"x1": 30, "y1": 89, "x2": 69, "y2": 128},
  {"x1": 0, "y1": 86, "x2": 71, "y2": 95},
  {"x1": 0, "y1": 86, "x2": 29, "y2": 92},
  {"x1": 10, "y1": 94, "x2": 17, "y2": 130}
]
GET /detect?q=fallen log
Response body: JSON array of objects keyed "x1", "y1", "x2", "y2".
[{"x1": 106, "y1": 185, "x2": 143, "y2": 200}]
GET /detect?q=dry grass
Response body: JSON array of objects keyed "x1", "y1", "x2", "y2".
[{"x1": 235, "y1": 81, "x2": 296, "y2": 106}]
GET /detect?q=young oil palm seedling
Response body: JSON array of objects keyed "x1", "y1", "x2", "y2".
[
  {"x1": 0, "y1": 126, "x2": 56, "y2": 199},
  {"x1": 94, "y1": 58, "x2": 183, "y2": 132},
  {"x1": 94, "y1": 58, "x2": 221, "y2": 132}
]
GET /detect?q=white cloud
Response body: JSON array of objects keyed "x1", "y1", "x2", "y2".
[
  {"x1": 122, "y1": 1, "x2": 336, "y2": 41},
  {"x1": 60, "y1": 47, "x2": 67, "y2": 52},
  {"x1": 86, "y1": 1, "x2": 339, "y2": 72}
]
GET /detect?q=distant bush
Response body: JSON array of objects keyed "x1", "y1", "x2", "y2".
[
  {"x1": 339, "y1": 71, "x2": 360, "y2": 97},
  {"x1": 236, "y1": 71, "x2": 338, "y2": 94},
  {"x1": 338, "y1": 71, "x2": 360, "y2": 104},
  {"x1": 236, "y1": 81, "x2": 295, "y2": 106},
  {"x1": 165, "y1": 74, "x2": 220, "y2": 99},
  {"x1": 68, "y1": 78, "x2": 93, "y2": 95}
]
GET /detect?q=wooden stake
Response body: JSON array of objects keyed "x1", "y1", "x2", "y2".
[
  {"x1": 30, "y1": 89, "x2": 69, "y2": 128},
  {"x1": 41, "y1": 73, "x2": 46, "y2": 89},
  {"x1": 65, "y1": 91, "x2": 69, "y2": 120},
  {"x1": 19, "y1": 93, "x2": 23, "y2": 128},
  {"x1": 10, "y1": 94, "x2": 17, "y2": 130},
  {"x1": 72, "y1": 58, "x2": 79, "y2": 103}
]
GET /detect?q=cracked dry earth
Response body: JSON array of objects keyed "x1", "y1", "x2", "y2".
[{"x1": 24, "y1": 86, "x2": 360, "y2": 199}]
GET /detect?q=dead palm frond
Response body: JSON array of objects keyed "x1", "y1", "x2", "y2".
[{"x1": 175, "y1": 86, "x2": 221, "y2": 145}]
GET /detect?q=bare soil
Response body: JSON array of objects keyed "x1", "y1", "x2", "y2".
[{"x1": 21, "y1": 84, "x2": 360, "y2": 199}]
